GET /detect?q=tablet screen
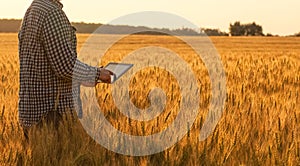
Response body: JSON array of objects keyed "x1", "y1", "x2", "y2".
[{"x1": 104, "y1": 62, "x2": 133, "y2": 83}]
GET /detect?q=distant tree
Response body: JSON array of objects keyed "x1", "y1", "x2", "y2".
[
  {"x1": 230, "y1": 21, "x2": 264, "y2": 36},
  {"x1": 72, "y1": 22, "x2": 102, "y2": 33},
  {"x1": 201, "y1": 28, "x2": 228, "y2": 36},
  {"x1": 245, "y1": 22, "x2": 264, "y2": 36},
  {"x1": 0, "y1": 19, "x2": 21, "y2": 32},
  {"x1": 294, "y1": 32, "x2": 300, "y2": 37},
  {"x1": 229, "y1": 22, "x2": 245, "y2": 36},
  {"x1": 172, "y1": 27, "x2": 203, "y2": 36},
  {"x1": 266, "y1": 33, "x2": 273, "y2": 37}
]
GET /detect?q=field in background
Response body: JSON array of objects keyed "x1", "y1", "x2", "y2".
[{"x1": 0, "y1": 33, "x2": 299, "y2": 165}]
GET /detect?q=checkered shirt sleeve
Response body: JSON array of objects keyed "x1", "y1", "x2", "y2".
[{"x1": 18, "y1": 0, "x2": 101, "y2": 127}]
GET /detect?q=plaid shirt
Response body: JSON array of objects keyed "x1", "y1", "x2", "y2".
[{"x1": 18, "y1": 0, "x2": 101, "y2": 127}]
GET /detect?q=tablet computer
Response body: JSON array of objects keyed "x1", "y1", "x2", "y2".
[{"x1": 101, "y1": 62, "x2": 133, "y2": 83}]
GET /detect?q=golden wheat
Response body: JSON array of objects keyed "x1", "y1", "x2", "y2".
[{"x1": 0, "y1": 33, "x2": 299, "y2": 165}]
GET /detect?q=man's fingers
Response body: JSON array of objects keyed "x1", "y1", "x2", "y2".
[
  {"x1": 101, "y1": 68, "x2": 114, "y2": 75},
  {"x1": 99, "y1": 68, "x2": 114, "y2": 83},
  {"x1": 108, "y1": 70, "x2": 114, "y2": 75}
]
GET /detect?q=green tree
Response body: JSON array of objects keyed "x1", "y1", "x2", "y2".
[
  {"x1": 229, "y1": 22, "x2": 245, "y2": 36},
  {"x1": 230, "y1": 21, "x2": 264, "y2": 36},
  {"x1": 294, "y1": 32, "x2": 300, "y2": 37},
  {"x1": 201, "y1": 28, "x2": 228, "y2": 36}
]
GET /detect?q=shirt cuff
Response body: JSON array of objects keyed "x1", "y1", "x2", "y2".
[{"x1": 95, "y1": 67, "x2": 101, "y2": 82}]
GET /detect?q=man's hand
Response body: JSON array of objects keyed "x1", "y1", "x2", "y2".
[
  {"x1": 81, "y1": 68, "x2": 114, "y2": 87},
  {"x1": 99, "y1": 68, "x2": 114, "y2": 83}
]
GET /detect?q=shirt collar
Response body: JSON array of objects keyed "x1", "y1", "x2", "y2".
[{"x1": 51, "y1": 0, "x2": 63, "y2": 9}]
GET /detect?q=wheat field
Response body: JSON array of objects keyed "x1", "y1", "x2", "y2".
[{"x1": 0, "y1": 33, "x2": 299, "y2": 165}]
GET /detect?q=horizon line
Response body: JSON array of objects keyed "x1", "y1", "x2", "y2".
[{"x1": 0, "y1": 17, "x2": 298, "y2": 36}]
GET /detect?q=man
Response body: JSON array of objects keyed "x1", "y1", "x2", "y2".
[{"x1": 18, "y1": 0, "x2": 113, "y2": 130}]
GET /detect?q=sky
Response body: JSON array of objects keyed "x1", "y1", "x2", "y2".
[{"x1": 0, "y1": 0, "x2": 299, "y2": 35}]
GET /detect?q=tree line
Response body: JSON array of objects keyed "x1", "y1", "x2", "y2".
[
  {"x1": 0, "y1": 19, "x2": 202, "y2": 36},
  {"x1": 0, "y1": 19, "x2": 299, "y2": 36},
  {"x1": 203, "y1": 21, "x2": 270, "y2": 36},
  {"x1": 229, "y1": 21, "x2": 263, "y2": 36}
]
